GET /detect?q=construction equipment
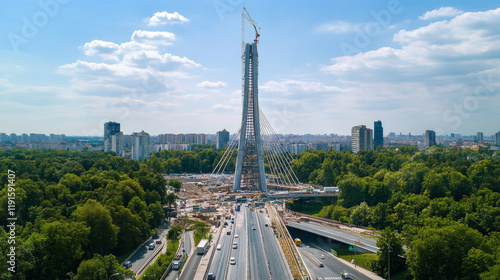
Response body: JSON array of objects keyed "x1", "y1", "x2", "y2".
[{"x1": 241, "y1": 7, "x2": 261, "y2": 53}]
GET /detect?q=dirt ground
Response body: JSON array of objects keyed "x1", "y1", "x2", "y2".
[{"x1": 176, "y1": 182, "x2": 212, "y2": 199}]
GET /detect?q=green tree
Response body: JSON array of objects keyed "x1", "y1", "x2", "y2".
[
  {"x1": 375, "y1": 228, "x2": 405, "y2": 278},
  {"x1": 74, "y1": 199, "x2": 119, "y2": 255},
  {"x1": 407, "y1": 223, "x2": 483, "y2": 280},
  {"x1": 74, "y1": 254, "x2": 135, "y2": 280}
]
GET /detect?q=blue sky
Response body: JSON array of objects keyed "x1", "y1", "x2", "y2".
[{"x1": 1, "y1": 0, "x2": 499, "y2": 136}]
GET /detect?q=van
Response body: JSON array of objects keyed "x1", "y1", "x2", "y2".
[{"x1": 217, "y1": 244, "x2": 222, "y2": 250}]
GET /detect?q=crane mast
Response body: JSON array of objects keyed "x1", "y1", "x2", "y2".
[{"x1": 241, "y1": 7, "x2": 260, "y2": 54}]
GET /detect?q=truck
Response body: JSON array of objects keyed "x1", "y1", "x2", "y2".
[
  {"x1": 171, "y1": 253, "x2": 186, "y2": 270},
  {"x1": 196, "y1": 239, "x2": 209, "y2": 255},
  {"x1": 324, "y1": 187, "x2": 339, "y2": 193},
  {"x1": 235, "y1": 205, "x2": 241, "y2": 211}
]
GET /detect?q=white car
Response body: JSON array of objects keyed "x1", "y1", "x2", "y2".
[
  {"x1": 235, "y1": 234, "x2": 238, "y2": 238},
  {"x1": 320, "y1": 254, "x2": 325, "y2": 259},
  {"x1": 230, "y1": 257, "x2": 236, "y2": 265}
]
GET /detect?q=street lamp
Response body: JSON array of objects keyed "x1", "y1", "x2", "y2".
[{"x1": 109, "y1": 272, "x2": 120, "y2": 280}]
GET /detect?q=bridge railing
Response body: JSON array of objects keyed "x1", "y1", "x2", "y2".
[{"x1": 267, "y1": 203, "x2": 312, "y2": 280}]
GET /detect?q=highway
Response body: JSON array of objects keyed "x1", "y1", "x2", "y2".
[
  {"x1": 298, "y1": 245, "x2": 372, "y2": 280},
  {"x1": 207, "y1": 219, "x2": 232, "y2": 279},
  {"x1": 180, "y1": 231, "x2": 202, "y2": 280},
  {"x1": 288, "y1": 222, "x2": 379, "y2": 253},
  {"x1": 226, "y1": 205, "x2": 249, "y2": 279},
  {"x1": 256, "y1": 208, "x2": 292, "y2": 280},
  {"x1": 247, "y1": 208, "x2": 270, "y2": 280},
  {"x1": 166, "y1": 231, "x2": 191, "y2": 280},
  {"x1": 127, "y1": 225, "x2": 169, "y2": 275}
]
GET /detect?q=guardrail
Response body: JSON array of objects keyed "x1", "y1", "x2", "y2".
[
  {"x1": 136, "y1": 240, "x2": 166, "y2": 277},
  {"x1": 287, "y1": 223, "x2": 379, "y2": 253},
  {"x1": 160, "y1": 232, "x2": 185, "y2": 280},
  {"x1": 267, "y1": 204, "x2": 312, "y2": 280}
]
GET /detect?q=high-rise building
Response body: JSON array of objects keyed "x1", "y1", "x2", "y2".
[
  {"x1": 216, "y1": 129, "x2": 230, "y2": 150},
  {"x1": 374, "y1": 120, "x2": 383, "y2": 148},
  {"x1": 477, "y1": 132, "x2": 484, "y2": 142},
  {"x1": 424, "y1": 130, "x2": 436, "y2": 147},
  {"x1": 104, "y1": 121, "x2": 123, "y2": 154},
  {"x1": 495, "y1": 132, "x2": 500, "y2": 145},
  {"x1": 104, "y1": 122, "x2": 120, "y2": 139},
  {"x1": 131, "y1": 131, "x2": 150, "y2": 161},
  {"x1": 351, "y1": 125, "x2": 373, "y2": 153}
]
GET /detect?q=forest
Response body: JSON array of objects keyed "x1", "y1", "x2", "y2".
[
  {"x1": 1, "y1": 145, "x2": 500, "y2": 279},
  {"x1": 0, "y1": 148, "x2": 175, "y2": 280},
  {"x1": 288, "y1": 146, "x2": 500, "y2": 279}
]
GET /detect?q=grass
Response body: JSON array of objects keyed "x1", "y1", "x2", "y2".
[
  {"x1": 335, "y1": 245, "x2": 378, "y2": 272},
  {"x1": 138, "y1": 239, "x2": 180, "y2": 280}
]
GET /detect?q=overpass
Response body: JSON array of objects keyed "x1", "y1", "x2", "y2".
[{"x1": 287, "y1": 222, "x2": 379, "y2": 253}]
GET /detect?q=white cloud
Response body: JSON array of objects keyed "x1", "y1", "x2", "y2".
[
  {"x1": 197, "y1": 81, "x2": 228, "y2": 88},
  {"x1": 261, "y1": 79, "x2": 342, "y2": 94},
  {"x1": 131, "y1": 30, "x2": 175, "y2": 45},
  {"x1": 146, "y1": 11, "x2": 189, "y2": 26},
  {"x1": 81, "y1": 40, "x2": 120, "y2": 61},
  {"x1": 315, "y1": 20, "x2": 359, "y2": 34},
  {"x1": 211, "y1": 104, "x2": 235, "y2": 112},
  {"x1": 320, "y1": 8, "x2": 500, "y2": 134},
  {"x1": 419, "y1": 7, "x2": 463, "y2": 20}
]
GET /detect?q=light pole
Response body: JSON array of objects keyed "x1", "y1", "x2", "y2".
[
  {"x1": 387, "y1": 243, "x2": 392, "y2": 280},
  {"x1": 109, "y1": 272, "x2": 120, "y2": 280}
]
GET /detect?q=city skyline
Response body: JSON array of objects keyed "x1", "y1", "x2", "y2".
[{"x1": 1, "y1": 1, "x2": 500, "y2": 135}]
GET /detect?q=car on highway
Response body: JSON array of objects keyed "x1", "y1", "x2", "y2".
[
  {"x1": 207, "y1": 273, "x2": 216, "y2": 280},
  {"x1": 320, "y1": 254, "x2": 325, "y2": 259},
  {"x1": 148, "y1": 243, "x2": 155, "y2": 250},
  {"x1": 264, "y1": 223, "x2": 268, "y2": 227},
  {"x1": 252, "y1": 226, "x2": 256, "y2": 230},
  {"x1": 232, "y1": 242, "x2": 238, "y2": 249},
  {"x1": 155, "y1": 240, "x2": 162, "y2": 244},
  {"x1": 230, "y1": 257, "x2": 236, "y2": 265},
  {"x1": 123, "y1": 261, "x2": 131, "y2": 269},
  {"x1": 217, "y1": 244, "x2": 222, "y2": 250},
  {"x1": 235, "y1": 234, "x2": 238, "y2": 238},
  {"x1": 341, "y1": 273, "x2": 351, "y2": 279}
]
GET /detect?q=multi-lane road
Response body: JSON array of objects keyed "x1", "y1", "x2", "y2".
[{"x1": 208, "y1": 204, "x2": 290, "y2": 280}]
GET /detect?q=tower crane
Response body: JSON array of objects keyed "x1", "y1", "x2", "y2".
[{"x1": 241, "y1": 7, "x2": 260, "y2": 53}]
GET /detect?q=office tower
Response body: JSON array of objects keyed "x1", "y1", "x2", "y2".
[
  {"x1": 477, "y1": 132, "x2": 484, "y2": 142},
  {"x1": 216, "y1": 129, "x2": 230, "y2": 150},
  {"x1": 495, "y1": 132, "x2": 500, "y2": 145},
  {"x1": 233, "y1": 42, "x2": 267, "y2": 192},
  {"x1": 104, "y1": 121, "x2": 120, "y2": 139},
  {"x1": 374, "y1": 120, "x2": 383, "y2": 148},
  {"x1": 424, "y1": 130, "x2": 436, "y2": 147},
  {"x1": 351, "y1": 125, "x2": 373, "y2": 153},
  {"x1": 131, "y1": 131, "x2": 150, "y2": 161}
]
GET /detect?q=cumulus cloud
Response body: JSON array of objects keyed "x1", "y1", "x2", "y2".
[
  {"x1": 146, "y1": 11, "x2": 189, "y2": 26},
  {"x1": 320, "y1": 8, "x2": 500, "y2": 134},
  {"x1": 81, "y1": 40, "x2": 120, "y2": 61},
  {"x1": 197, "y1": 81, "x2": 228, "y2": 88},
  {"x1": 315, "y1": 20, "x2": 359, "y2": 34},
  {"x1": 419, "y1": 7, "x2": 463, "y2": 20},
  {"x1": 131, "y1": 30, "x2": 175, "y2": 45}
]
